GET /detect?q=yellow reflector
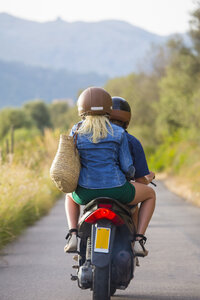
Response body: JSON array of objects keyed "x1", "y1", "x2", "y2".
[{"x1": 94, "y1": 227, "x2": 111, "y2": 253}]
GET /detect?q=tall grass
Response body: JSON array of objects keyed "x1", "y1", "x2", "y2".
[
  {"x1": 148, "y1": 129, "x2": 200, "y2": 206},
  {"x1": 0, "y1": 129, "x2": 61, "y2": 249}
]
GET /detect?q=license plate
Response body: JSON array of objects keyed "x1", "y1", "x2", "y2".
[{"x1": 94, "y1": 227, "x2": 111, "y2": 253}]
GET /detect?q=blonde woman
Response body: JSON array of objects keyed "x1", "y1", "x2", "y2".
[{"x1": 64, "y1": 87, "x2": 155, "y2": 257}]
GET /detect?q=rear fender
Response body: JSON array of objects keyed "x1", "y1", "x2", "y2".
[{"x1": 91, "y1": 219, "x2": 116, "y2": 268}]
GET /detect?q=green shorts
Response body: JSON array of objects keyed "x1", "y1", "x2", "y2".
[{"x1": 72, "y1": 181, "x2": 135, "y2": 205}]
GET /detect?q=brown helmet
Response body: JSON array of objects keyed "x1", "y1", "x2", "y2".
[
  {"x1": 110, "y1": 97, "x2": 131, "y2": 128},
  {"x1": 77, "y1": 87, "x2": 112, "y2": 116}
]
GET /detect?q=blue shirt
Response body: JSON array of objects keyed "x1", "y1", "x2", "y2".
[
  {"x1": 126, "y1": 132, "x2": 149, "y2": 179},
  {"x1": 70, "y1": 122, "x2": 135, "y2": 189}
]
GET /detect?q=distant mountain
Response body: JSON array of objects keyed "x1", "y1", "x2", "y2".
[
  {"x1": 0, "y1": 13, "x2": 170, "y2": 77},
  {"x1": 0, "y1": 60, "x2": 107, "y2": 108}
]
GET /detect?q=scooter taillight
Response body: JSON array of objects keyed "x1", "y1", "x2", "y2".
[{"x1": 85, "y1": 208, "x2": 124, "y2": 226}]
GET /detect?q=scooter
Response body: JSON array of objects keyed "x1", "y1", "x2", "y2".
[{"x1": 70, "y1": 197, "x2": 137, "y2": 300}]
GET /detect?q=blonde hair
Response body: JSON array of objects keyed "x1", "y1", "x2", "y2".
[{"x1": 78, "y1": 116, "x2": 113, "y2": 143}]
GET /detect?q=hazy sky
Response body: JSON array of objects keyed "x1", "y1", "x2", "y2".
[{"x1": 0, "y1": 0, "x2": 196, "y2": 36}]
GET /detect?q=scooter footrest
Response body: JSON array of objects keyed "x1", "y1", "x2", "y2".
[{"x1": 71, "y1": 274, "x2": 78, "y2": 281}]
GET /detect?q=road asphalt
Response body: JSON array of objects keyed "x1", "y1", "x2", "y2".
[{"x1": 0, "y1": 180, "x2": 200, "y2": 300}]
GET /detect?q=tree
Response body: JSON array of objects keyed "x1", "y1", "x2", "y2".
[
  {"x1": 156, "y1": 35, "x2": 200, "y2": 140},
  {"x1": 190, "y1": 0, "x2": 200, "y2": 57},
  {"x1": 0, "y1": 108, "x2": 33, "y2": 139},
  {"x1": 104, "y1": 73, "x2": 160, "y2": 150},
  {"x1": 49, "y1": 101, "x2": 69, "y2": 129},
  {"x1": 23, "y1": 100, "x2": 52, "y2": 132}
]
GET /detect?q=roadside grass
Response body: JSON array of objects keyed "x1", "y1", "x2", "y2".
[
  {"x1": 0, "y1": 129, "x2": 61, "y2": 249},
  {"x1": 148, "y1": 131, "x2": 200, "y2": 206}
]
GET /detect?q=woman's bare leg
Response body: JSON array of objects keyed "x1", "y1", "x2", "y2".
[
  {"x1": 129, "y1": 182, "x2": 156, "y2": 238},
  {"x1": 64, "y1": 194, "x2": 80, "y2": 252},
  {"x1": 65, "y1": 194, "x2": 80, "y2": 230}
]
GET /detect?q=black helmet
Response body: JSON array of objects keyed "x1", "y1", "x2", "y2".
[{"x1": 110, "y1": 97, "x2": 131, "y2": 128}]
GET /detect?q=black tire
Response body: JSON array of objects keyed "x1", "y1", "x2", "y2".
[
  {"x1": 93, "y1": 266, "x2": 110, "y2": 300},
  {"x1": 110, "y1": 285, "x2": 116, "y2": 296}
]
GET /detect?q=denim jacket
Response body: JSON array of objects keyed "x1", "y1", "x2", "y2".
[{"x1": 70, "y1": 122, "x2": 135, "y2": 189}]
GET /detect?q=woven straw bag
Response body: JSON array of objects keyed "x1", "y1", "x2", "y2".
[{"x1": 50, "y1": 132, "x2": 80, "y2": 193}]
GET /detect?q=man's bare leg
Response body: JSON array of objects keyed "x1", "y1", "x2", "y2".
[
  {"x1": 129, "y1": 182, "x2": 156, "y2": 256},
  {"x1": 132, "y1": 205, "x2": 139, "y2": 230}
]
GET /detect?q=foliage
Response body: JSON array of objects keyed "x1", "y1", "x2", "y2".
[
  {"x1": 23, "y1": 100, "x2": 52, "y2": 133},
  {"x1": 105, "y1": 72, "x2": 160, "y2": 151},
  {"x1": 156, "y1": 41, "x2": 198, "y2": 138},
  {"x1": 48, "y1": 101, "x2": 80, "y2": 131},
  {"x1": 60, "y1": 105, "x2": 80, "y2": 132},
  {"x1": 0, "y1": 107, "x2": 33, "y2": 139},
  {"x1": 190, "y1": 0, "x2": 200, "y2": 56},
  {"x1": 0, "y1": 129, "x2": 61, "y2": 249},
  {"x1": 49, "y1": 101, "x2": 69, "y2": 129}
]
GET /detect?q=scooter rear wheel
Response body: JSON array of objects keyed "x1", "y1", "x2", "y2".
[
  {"x1": 110, "y1": 285, "x2": 116, "y2": 296},
  {"x1": 93, "y1": 266, "x2": 110, "y2": 300}
]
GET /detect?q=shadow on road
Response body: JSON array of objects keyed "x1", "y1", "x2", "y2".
[{"x1": 113, "y1": 294, "x2": 200, "y2": 300}]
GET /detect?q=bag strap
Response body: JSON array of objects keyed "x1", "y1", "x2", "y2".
[{"x1": 73, "y1": 122, "x2": 81, "y2": 147}]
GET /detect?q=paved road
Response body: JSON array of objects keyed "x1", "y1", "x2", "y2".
[{"x1": 0, "y1": 181, "x2": 200, "y2": 300}]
